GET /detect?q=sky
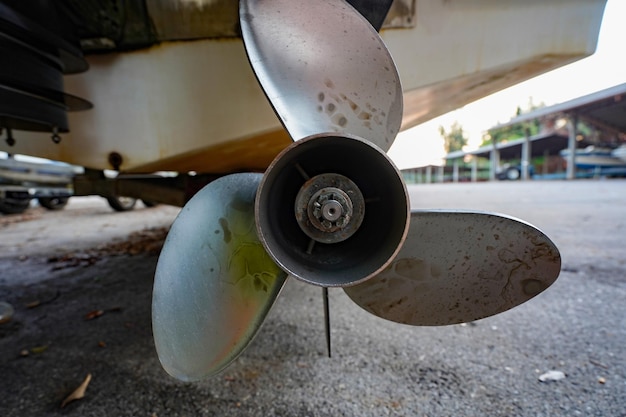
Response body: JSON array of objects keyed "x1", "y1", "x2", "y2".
[{"x1": 387, "y1": 0, "x2": 626, "y2": 170}]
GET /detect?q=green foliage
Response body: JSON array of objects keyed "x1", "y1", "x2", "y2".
[
  {"x1": 481, "y1": 99, "x2": 545, "y2": 147},
  {"x1": 439, "y1": 121, "x2": 468, "y2": 153},
  {"x1": 576, "y1": 120, "x2": 594, "y2": 138}
]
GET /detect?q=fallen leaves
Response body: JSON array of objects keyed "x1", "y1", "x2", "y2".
[
  {"x1": 48, "y1": 253, "x2": 99, "y2": 270},
  {"x1": 84, "y1": 306, "x2": 122, "y2": 321},
  {"x1": 19, "y1": 344, "x2": 49, "y2": 357},
  {"x1": 84, "y1": 309, "x2": 105, "y2": 320},
  {"x1": 48, "y1": 227, "x2": 169, "y2": 270},
  {"x1": 0, "y1": 210, "x2": 41, "y2": 227},
  {"x1": 61, "y1": 373, "x2": 92, "y2": 408},
  {"x1": 29, "y1": 345, "x2": 49, "y2": 354},
  {"x1": 24, "y1": 290, "x2": 61, "y2": 309}
]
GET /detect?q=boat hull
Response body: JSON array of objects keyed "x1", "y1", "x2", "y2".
[
  {"x1": 561, "y1": 147, "x2": 626, "y2": 169},
  {"x1": 1, "y1": 0, "x2": 607, "y2": 173}
]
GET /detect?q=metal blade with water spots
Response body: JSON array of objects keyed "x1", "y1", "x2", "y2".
[
  {"x1": 152, "y1": 173, "x2": 287, "y2": 381},
  {"x1": 240, "y1": 0, "x2": 403, "y2": 151},
  {"x1": 344, "y1": 210, "x2": 561, "y2": 326}
]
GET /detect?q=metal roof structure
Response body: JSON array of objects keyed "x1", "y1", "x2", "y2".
[
  {"x1": 445, "y1": 82, "x2": 626, "y2": 162},
  {"x1": 493, "y1": 82, "x2": 626, "y2": 136},
  {"x1": 445, "y1": 132, "x2": 571, "y2": 160}
]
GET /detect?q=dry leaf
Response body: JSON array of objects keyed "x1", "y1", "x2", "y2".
[
  {"x1": 61, "y1": 373, "x2": 92, "y2": 408},
  {"x1": 85, "y1": 310, "x2": 104, "y2": 320},
  {"x1": 30, "y1": 345, "x2": 49, "y2": 354},
  {"x1": 25, "y1": 291, "x2": 60, "y2": 309}
]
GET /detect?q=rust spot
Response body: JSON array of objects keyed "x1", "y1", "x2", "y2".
[
  {"x1": 393, "y1": 258, "x2": 431, "y2": 280},
  {"x1": 347, "y1": 99, "x2": 359, "y2": 112},
  {"x1": 522, "y1": 278, "x2": 546, "y2": 296},
  {"x1": 333, "y1": 114, "x2": 348, "y2": 127},
  {"x1": 394, "y1": 258, "x2": 417, "y2": 278}
]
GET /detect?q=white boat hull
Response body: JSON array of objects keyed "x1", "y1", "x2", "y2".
[
  {"x1": 612, "y1": 145, "x2": 626, "y2": 162},
  {"x1": 561, "y1": 147, "x2": 626, "y2": 169},
  {"x1": 1, "y1": 0, "x2": 607, "y2": 173}
]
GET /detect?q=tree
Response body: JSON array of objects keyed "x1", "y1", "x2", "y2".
[
  {"x1": 481, "y1": 99, "x2": 544, "y2": 147},
  {"x1": 439, "y1": 121, "x2": 468, "y2": 153}
]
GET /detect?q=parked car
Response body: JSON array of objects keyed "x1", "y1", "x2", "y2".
[
  {"x1": 0, "y1": 153, "x2": 159, "y2": 214},
  {"x1": 496, "y1": 163, "x2": 534, "y2": 181},
  {"x1": 0, "y1": 154, "x2": 76, "y2": 214}
]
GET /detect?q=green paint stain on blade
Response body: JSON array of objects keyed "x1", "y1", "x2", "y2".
[
  {"x1": 221, "y1": 195, "x2": 285, "y2": 299},
  {"x1": 229, "y1": 241, "x2": 283, "y2": 296}
]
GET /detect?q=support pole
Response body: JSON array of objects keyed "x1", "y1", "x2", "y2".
[
  {"x1": 522, "y1": 127, "x2": 532, "y2": 180},
  {"x1": 471, "y1": 156, "x2": 478, "y2": 182},
  {"x1": 489, "y1": 136, "x2": 499, "y2": 181},
  {"x1": 489, "y1": 149, "x2": 500, "y2": 181},
  {"x1": 567, "y1": 116, "x2": 578, "y2": 180}
]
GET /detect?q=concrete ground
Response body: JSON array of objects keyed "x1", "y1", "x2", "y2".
[{"x1": 0, "y1": 180, "x2": 624, "y2": 416}]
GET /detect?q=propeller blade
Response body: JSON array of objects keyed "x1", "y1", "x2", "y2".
[
  {"x1": 240, "y1": 0, "x2": 403, "y2": 151},
  {"x1": 344, "y1": 210, "x2": 561, "y2": 326},
  {"x1": 152, "y1": 173, "x2": 287, "y2": 381}
]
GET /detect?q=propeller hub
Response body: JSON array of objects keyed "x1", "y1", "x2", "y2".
[
  {"x1": 295, "y1": 173, "x2": 365, "y2": 244},
  {"x1": 256, "y1": 133, "x2": 410, "y2": 287},
  {"x1": 320, "y1": 198, "x2": 343, "y2": 222}
]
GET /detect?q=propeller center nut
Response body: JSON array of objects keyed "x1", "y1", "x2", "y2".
[
  {"x1": 321, "y1": 199, "x2": 343, "y2": 222},
  {"x1": 295, "y1": 173, "x2": 365, "y2": 244},
  {"x1": 310, "y1": 188, "x2": 352, "y2": 231}
]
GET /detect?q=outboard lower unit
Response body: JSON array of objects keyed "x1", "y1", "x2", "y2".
[{"x1": 0, "y1": 3, "x2": 91, "y2": 145}]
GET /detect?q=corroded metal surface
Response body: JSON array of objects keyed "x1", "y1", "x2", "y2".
[
  {"x1": 240, "y1": 0, "x2": 403, "y2": 151},
  {"x1": 255, "y1": 134, "x2": 410, "y2": 288},
  {"x1": 345, "y1": 210, "x2": 561, "y2": 326},
  {"x1": 152, "y1": 173, "x2": 287, "y2": 381},
  {"x1": 294, "y1": 173, "x2": 365, "y2": 244},
  {"x1": 2, "y1": 2, "x2": 604, "y2": 172},
  {"x1": 65, "y1": 0, "x2": 414, "y2": 50}
]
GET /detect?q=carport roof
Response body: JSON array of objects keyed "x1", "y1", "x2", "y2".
[
  {"x1": 494, "y1": 82, "x2": 626, "y2": 135},
  {"x1": 446, "y1": 132, "x2": 570, "y2": 160},
  {"x1": 446, "y1": 82, "x2": 626, "y2": 161}
]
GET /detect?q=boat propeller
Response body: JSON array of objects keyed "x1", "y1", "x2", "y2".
[{"x1": 152, "y1": 0, "x2": 561, "y2": 381}]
